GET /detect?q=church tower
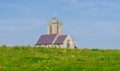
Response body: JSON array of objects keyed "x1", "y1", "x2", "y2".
[{"x1": 48, "y1": 16, "x2": 62, "y2": 35}]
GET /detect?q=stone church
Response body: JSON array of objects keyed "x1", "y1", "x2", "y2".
[{"x1": 35, "y1": 17, "x2": 77, "y2": 48}]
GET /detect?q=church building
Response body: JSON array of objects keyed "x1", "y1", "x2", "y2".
[{"x1": 35, "y1": 17, "x2": 77, "y2": 48}]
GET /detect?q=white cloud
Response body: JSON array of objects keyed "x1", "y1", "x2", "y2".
[
  {"x1": 65, "y1": 20, "x2": 120, "y2": 38},
  {"x1": 98, "y1": 22, "x2": 120, "y2": 36},
  {"x1": 57, "y1": 0, "x2": 78, "y2": 4},
  {"x1": 0, "y1": 3, "x2": 29, "y2": 9},
  {"x1": 91, "y1": 22, "x2": 120, "y2": 37},
  {"x1": 57, "y1": 0, "x2": 120, "y2": 11},
  {"x1": 100, "y1": 1, "x2": 120, "y2": 8},
  {"x1": 0, "y1": 3, "x2": 33, "y2": 15},
  {"x1": 0, "y1": 19, "x2": 43, "y2": 32},
  {"x1": 0, "y1": 19, "x2": 40, "y2": 24}
]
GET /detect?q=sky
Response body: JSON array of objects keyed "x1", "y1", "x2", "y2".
[{"x1": 0, "y1": 0, "x2": 120, "y2": 49}]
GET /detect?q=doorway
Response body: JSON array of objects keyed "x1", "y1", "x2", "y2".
[{"x1": 66, "y1": 40, "x2": 70, "y2": 48}]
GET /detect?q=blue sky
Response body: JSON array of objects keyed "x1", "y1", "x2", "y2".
[{"x1": 0, "y1": 0, "x2": 120, "y2": 49}]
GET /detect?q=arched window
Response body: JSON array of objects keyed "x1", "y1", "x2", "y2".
[{"x1": 66, "y1": 40, "x2": 70, "y2": 48}]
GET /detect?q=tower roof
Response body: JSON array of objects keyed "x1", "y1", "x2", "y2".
[
  {"x1": 50, "y1": 16, "x2": 60, "y2": 24},
  {"x1": 52, "y1": 16, "x2": 58, "y2": 20}
]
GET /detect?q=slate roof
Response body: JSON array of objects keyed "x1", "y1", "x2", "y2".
[
  {"x1": 54, "y1": 35, "x2": 67, "y2": 44},
  {"x1": 35, "y1": 34, "x2": 67, "y2": 45},
  {"x1": 35, "y1": 34, "x2": 57, "y2": 45}
]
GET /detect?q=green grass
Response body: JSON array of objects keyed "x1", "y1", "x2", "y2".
[{"x1": 0, "y1": 46, "x2": 120, "y2": 71}]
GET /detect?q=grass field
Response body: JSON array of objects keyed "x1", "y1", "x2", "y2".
[{"x1": 0, "y1": 46, "x2": 120, "y2": 71}]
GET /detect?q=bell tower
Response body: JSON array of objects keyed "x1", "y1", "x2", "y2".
[{"x1": 48, "y1": 16, "x2": 62, "y2": 34}]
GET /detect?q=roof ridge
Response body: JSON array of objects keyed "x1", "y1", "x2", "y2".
[{"x1": 41, "y1": 34, "x2": 58, "y2": 36}]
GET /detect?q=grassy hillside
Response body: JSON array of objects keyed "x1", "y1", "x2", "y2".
[{"x1": 0, "y1": 46, "x2": 120, "y2": 71}]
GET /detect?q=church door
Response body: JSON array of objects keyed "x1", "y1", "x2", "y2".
[{"x1": 66, "y1": 40, "x2": 70, "y2": 48}]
